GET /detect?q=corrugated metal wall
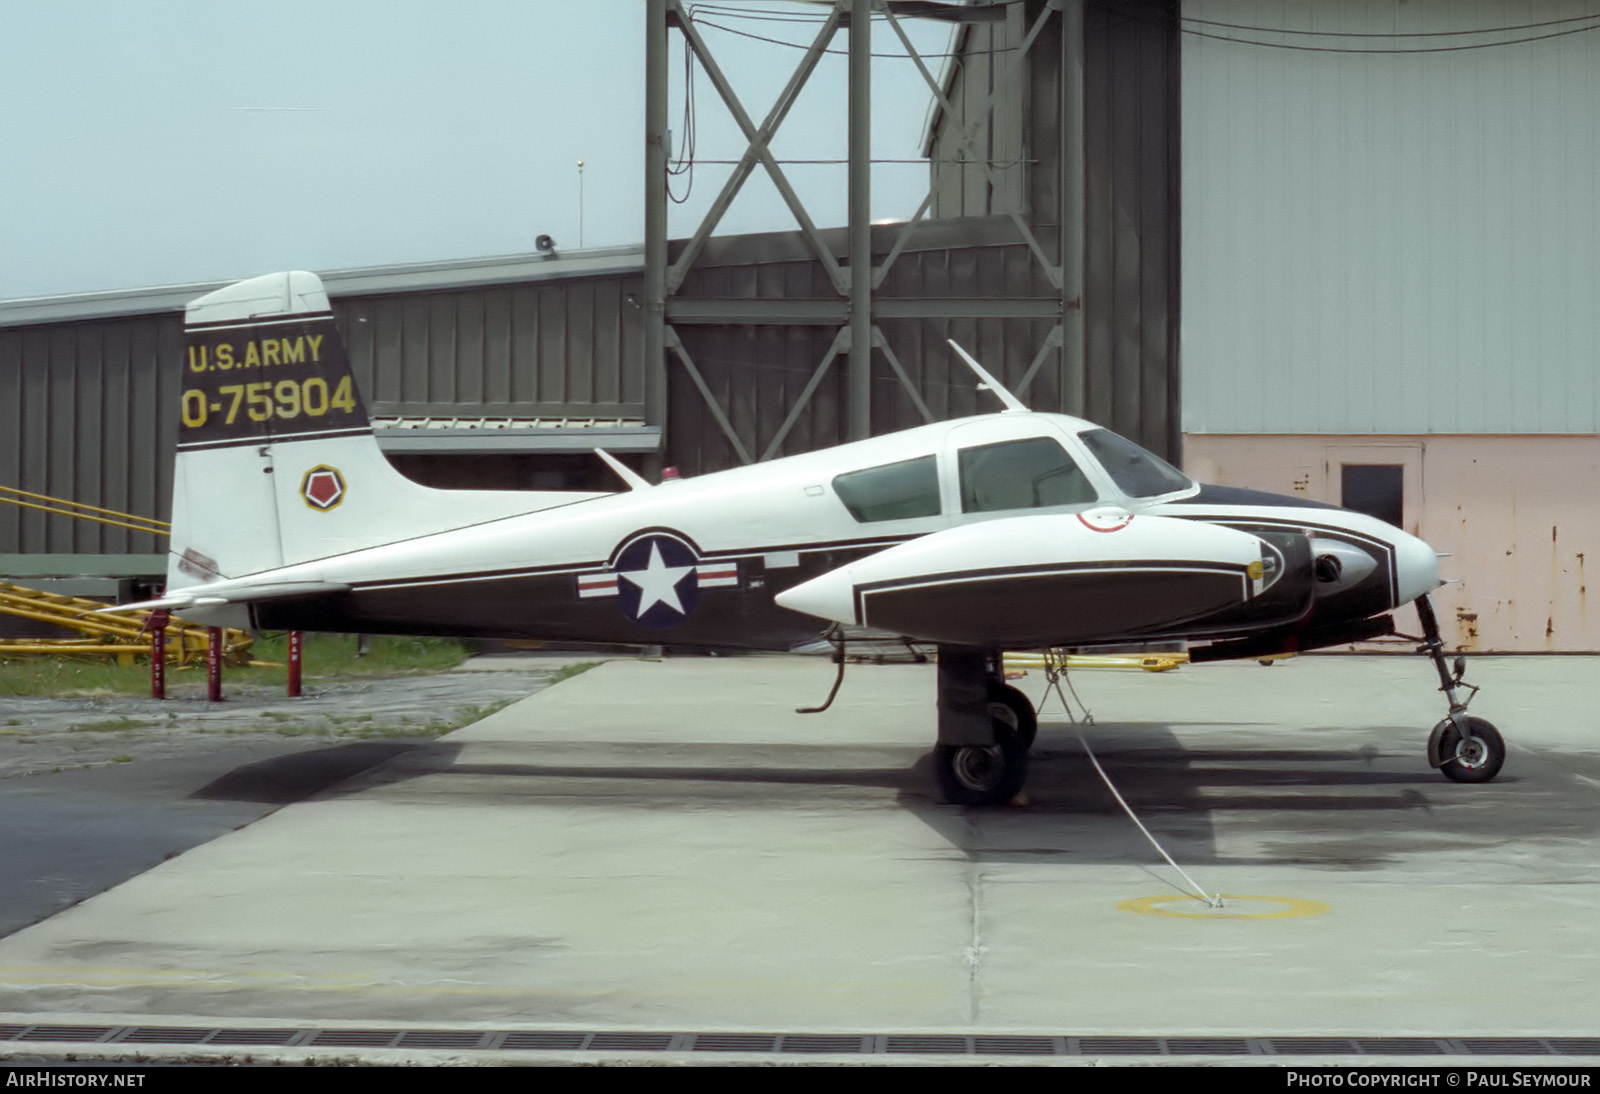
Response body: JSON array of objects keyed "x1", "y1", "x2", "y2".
[
  {"x1": 1182, "y1": 0, "x2": 1600, "y2": 434},
  {"x1": 0, "y1": 274, "x2": 646, "y2": 559},
  {"x1": 924, "y1": 0, "x2": 1183, "y2": 459},
  {"x1": 928, "y1": 5, "x2": 1029, "y2": 218},
  {"x1": 0, "y1": 316, "x2": 179, "y2": 557},
  {"x1": 342, "y1": 276, "x2": 645, "y2": 418},
  {"x1": 1082, "y1": 0, "x2": 1182, "y2": 457}
]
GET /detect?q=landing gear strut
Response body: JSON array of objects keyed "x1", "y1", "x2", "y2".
[
  {"x1": 1415, "y1": 595, "x2": 1505, "y2": 782},
  {"x1": 933, "y1": 647, "x2": 1036, "y2": 805}
]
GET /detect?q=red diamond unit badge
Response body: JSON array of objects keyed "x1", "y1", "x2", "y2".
[{"x1": 300, "y1": 465, "x2": 347, "y2": 512}]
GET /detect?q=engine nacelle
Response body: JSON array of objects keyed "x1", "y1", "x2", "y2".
[{"x1": 775, "y1": 509, "x2": 1276, "y2": 648}]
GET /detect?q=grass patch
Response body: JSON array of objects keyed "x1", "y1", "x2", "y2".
[
  {"x1": 70, "y1": 716, "x2": 149, "y2": 733},
  {"x1": 248, "y1": 633, "x2": 473, "y2": 680},
  {"x1": 549, "y1": 661, "x2": 601, "y2": 685},
  {"x1": 0, "y1": 657, "x2": 156, "y2": 698},
  {"x1": 0, "y1": 634, "x2": 474, "y2": 698},
  {"x1": 452, "y1": 699, "x2": 516, "y2": 726}
]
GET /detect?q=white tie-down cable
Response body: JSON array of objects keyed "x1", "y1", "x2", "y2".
[{"x1": 1039, "y1": 651, "x2": 1223, "y2": 910}]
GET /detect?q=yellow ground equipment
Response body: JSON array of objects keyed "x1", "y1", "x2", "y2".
[
  {"x1": 0, "y1": 483, "x2": 170, "y2": 539},
  {"x1": 1003, "y1": 650, "x2": 1189, "y2": 673},
  {"x1": 0, "y1": 582, "x2": 252, "y2": 666},
  {"x1": 0, "y1": 483, "x2": 251, "y2": 665}
]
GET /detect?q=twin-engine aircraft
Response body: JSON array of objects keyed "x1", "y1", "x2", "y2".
[{"x1": 115, "y1": 271, "x2": 1505, "y2": 804}]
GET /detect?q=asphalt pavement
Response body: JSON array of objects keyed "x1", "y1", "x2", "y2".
[{"x1": 0, "y1": 652, "x2": 1595, "y2": 1066}]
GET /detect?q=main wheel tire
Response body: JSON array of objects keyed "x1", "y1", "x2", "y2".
[
  {"x1": 935, "y1": 723, "x2": 1029, "y2": 806},
  {"x1": 1435, "y1": 716, "x2": 1506, "y2": 783},
  {"x1": 987, "y1": 683, "x2": 1038, "y2": 750}
]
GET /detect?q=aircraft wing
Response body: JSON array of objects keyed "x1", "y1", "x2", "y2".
[{"x1": 774, "y1": 509, "x2": 1283, "y2": 649}]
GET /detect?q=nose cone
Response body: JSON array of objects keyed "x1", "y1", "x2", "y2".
[
  {"x1": 775, "y1": 569, "x2": 859, "y2": 626},
  {"x1": 1393, "y1": 530, "x2": 1444, "y2": 605}
]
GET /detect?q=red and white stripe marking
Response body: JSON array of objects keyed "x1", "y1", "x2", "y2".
[
  {"x1": 696, "y1": 561, "x2": 739, "y2": 588},
  {"x1": 577, "y1": 573, "x2": 620, "y2": 599}
]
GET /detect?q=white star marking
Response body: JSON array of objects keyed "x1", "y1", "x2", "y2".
[{"x1": 617, "y1": 542, "x2": 696, "y2": 617}]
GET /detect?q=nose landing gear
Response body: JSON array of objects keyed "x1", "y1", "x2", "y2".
[{"x1": 1414, "y1": 595, "x2": 1506, "y2": 782}]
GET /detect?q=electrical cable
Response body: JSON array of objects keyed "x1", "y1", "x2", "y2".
[
  {"x1": 1184, "y1": 20, "x2": 1600, "y2": 54},
  {"x1": 1183, "y1": 8, "x2": 1600, "y2": 39},
  {"x1": 667, "y1": 28, "x2": 697, "y2": 204}
]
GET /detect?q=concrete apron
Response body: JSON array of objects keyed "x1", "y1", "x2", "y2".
[{"x1": 0, "y1": 654, "x2": 1596, "y2": 1064}]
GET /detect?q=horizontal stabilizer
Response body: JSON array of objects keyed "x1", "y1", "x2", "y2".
[{"x1": 98, "y1": 580, "x2": 351, "y2": 615}]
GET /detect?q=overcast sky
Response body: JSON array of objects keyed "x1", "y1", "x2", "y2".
[{"x1": 0, "y1": 1, "x2": 953, "y2": 300}]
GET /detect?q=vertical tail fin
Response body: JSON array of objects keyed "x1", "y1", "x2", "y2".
[{"x1": 167, "y1": 271, "x2": 598, "y2": 593}]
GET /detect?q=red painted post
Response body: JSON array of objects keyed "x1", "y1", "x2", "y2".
[
  {"x1": 149, "y1": 609, "x2": 169, "y2": 700},
  {"x1": 287, "y1": 631, "x2": 303, "y2": 698},
  {"x1": 207, "y1": 626, "x2": 223, "y2": 702}
]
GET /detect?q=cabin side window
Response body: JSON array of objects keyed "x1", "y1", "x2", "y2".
[
  {"x1": 957, "y1": 436, "x2": 1098, "y2": 514},
  {"x1": 832, "y1": 455, "x2": 941, "y2": 523}
]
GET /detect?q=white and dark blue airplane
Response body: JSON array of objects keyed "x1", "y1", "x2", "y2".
[{"x1": 113, "y1": 271, "x2": 1504, "y2": 805}]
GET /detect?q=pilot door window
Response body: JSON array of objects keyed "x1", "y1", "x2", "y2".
[
  {"x1": 958, "y1": 437, "x2": 1098, "y2": 513},
  {"x1": 832, "y1": 455, "x2": 942, "y2": 523}
]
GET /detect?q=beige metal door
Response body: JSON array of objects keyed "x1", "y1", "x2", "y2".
[{"x1": 1323, "y1": 443, "x2": 1423, "y2": 537}]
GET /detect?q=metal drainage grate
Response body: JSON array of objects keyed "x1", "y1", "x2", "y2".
[
  {"x1": 499, "y1": 1036, "x2": 588, "y2": 1049},
  {"x1": 396, "y1": 1031, "x2": 490, "y2": 1049},
  {"x1": 780, "y1": 1035, "x2": 869, "y2": 1053},
  {"x1": 1078, "y1": 1037, "x2": 1163, "y2": 1054},
  {"x1": 116, "y1": 1028, "x2": 211, "y2": 1045},
  {"x1": 1461, "y1": 1039, "x2": 1552, "y2": 1055},
  {"x1": 206, "y1": 1029, "x2": 305, "y2": 1046},
  {"x1": 1357, "y1": 1038, "x2": 1446, "y2": 1055},
  {"x1": 586, "y1": 1032, "x2": 678, "y2": 1052},
  {"x1": 308, "y1": 1030, "x2": 401, "y2": 1048},
  {"x1": 1551, "y1": 1039, "x2": 1600, "y2": 1056},
  {"x1": 1270, "y1": 1038, "x2": 1360, "y2": 1055},
  {"x1": 18, "y1": 1026, "x2": 114, "y2": 1043},
  {"x1": 973, "y1": 1036, "x2": 1060, "y2": 1055},
  {"x1": 1166, "y1": 1038, "x2": 1255, "y2": 1055},
  {"x1": 2, "y1": 1025, "x2": 1592, "y2": 1057},
  {"x1": 886, "y1": 1036, "x2": 969, "y2": 1054},
  {"x1": 693, "y1": 1034, "x2": 778, "y2": 1052},
  {"x1": 499, "y1": 1032, "x2": 587, "y2": 1050}
]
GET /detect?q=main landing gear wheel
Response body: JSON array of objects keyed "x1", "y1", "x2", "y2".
[
  {"x1": 1433, "y1": 716, "x2": 1506, "y2": 784},
  {"x1": 988, "y1": 683, "x2": 1038, "y2": 750},
  {"x1": 935, "y1": 724, "x2": 1029, "y2": 807}
]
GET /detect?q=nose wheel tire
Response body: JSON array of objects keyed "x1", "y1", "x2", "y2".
[
  {"x1": 1433, "y1": 716, "x2": 1505, "y2": 783},
  {"x1": 987, "y1": 683, "x2": 1038, "y2": 750},
  {"x1": 935, "y1": 723, "x2": 1029, "y2": 806}
]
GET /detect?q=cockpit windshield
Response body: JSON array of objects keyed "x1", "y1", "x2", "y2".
[{"x1": 1078, "y1": 428, "x2": 1194, "y2": 498}]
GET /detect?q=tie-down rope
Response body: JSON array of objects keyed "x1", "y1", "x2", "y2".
[{"x1": 1039, "y1": 652, "x2": 1223, "y2": 910}]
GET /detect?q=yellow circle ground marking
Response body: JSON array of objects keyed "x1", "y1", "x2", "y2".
[{"x1": 1118, "y1": 894, "x2": 1331, "y2": 919}]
